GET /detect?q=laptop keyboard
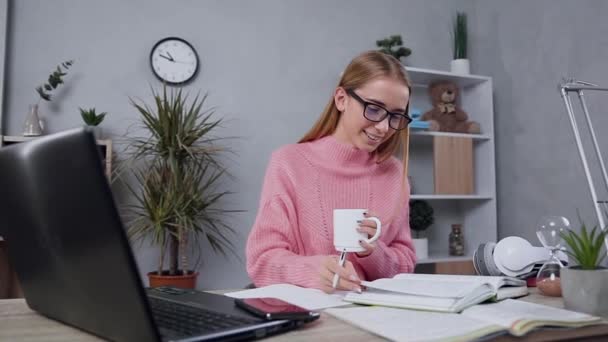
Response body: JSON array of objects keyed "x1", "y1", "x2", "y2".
[{"x1": 148, "y1": 296, "x2": 258, "y2": 338}]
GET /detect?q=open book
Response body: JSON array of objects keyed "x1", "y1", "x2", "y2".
[
  {"x1": 326, "y1": 299, "x2": 603, "y2": 342},
  {"x1": 344, "y1": 273, "x2": 528, "y2": 313}
]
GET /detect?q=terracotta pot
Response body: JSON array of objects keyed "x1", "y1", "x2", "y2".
[{"x1": 148, "y1": 271, "x2": 198, "y2": 289}]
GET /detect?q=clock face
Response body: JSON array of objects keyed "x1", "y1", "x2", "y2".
[{"x1": 150, "y1": 37, "x2": 199, "y2": 84}]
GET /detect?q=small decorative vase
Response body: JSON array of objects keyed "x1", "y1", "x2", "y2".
[
  {"x1": 450, "y1": 59, "x2": 470, "y2": 75},
  {"x1": 23, "y1": 104, "x2": 44, "y2": 136},
  {"x1": 449, "y1": 224, "x2": 465, "y2": 256}
]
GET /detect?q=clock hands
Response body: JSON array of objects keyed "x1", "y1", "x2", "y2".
[
  {"x1": 159, "y1": 53, "x2": 174, "y2": 62},
  {"x1": 158, "y1": 54, "x2": 194, "y2": 65}
]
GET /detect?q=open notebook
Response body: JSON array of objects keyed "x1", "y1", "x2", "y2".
[
  {"x1": 344, "y1": 273, "x2": 528, "y2": 313},
  {"x1": 326, "y1": 299, "x2": 603, "y2": 342}
]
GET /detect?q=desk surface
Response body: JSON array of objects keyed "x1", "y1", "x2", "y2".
[{"x1": 1, "y1": 288, "x2": 607, "y2": 342}]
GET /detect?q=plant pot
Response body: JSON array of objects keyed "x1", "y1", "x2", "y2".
[
  {"x1": 450, "y1": 59, "x2": 470, "y2": 75},
  {"x1": 561, "y1": 266, "x2": 608, "y2": 316},
  {"x1": 148, "y1": 271, "x2": 198, "y2": 289},
  {"x1": 85, "y1": 125, "x2": 102, "y2": 140},
  {"x1": 412, "y1": 238, "x2": 428, "y2": 260}
]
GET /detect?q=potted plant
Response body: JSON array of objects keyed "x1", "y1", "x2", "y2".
[
  {"x1": 122, "y1": 86, "x2": 239, "y2": 289},
  {"x1": 409, "y1": 200, "x2": 434, "y2": 260},
  {"x1": 450, "y1": 12, "x2": 470, "y2": 74},
  {"x1": 79, "y1": 107, "x2": 107, "y2": 139},
  {"x1": 560, "y1": 219, "x2": 608, "y2": 315},
  {"x1": 376, "y1": 35, "x2": 412, "y2": 62}
]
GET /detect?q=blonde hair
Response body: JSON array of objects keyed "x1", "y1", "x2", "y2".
[{"x1": 299, "y1": 50, "x2": 411, "y2": 182}]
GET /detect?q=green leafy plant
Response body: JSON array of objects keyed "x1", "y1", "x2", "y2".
[
  {"x1": 80, "y1": 107, "x2": 107, "y2": 126},
  {"x1": 376, "y1": 35, "x2": 412, "y2": 60},
  {"x1": 409, "y1": 200, "x2": 434, "y2": 238},
  {"x1": 36, "y1": 60, "x2": 74, "y2": 102},
  {"x1": 122, "y1": 85, "x2": 240, "y2": 276},
  {"x1": 453, "y1": 12, "x2": 468, "y2": 59},
  {"x1": 560, "y1": 220, "x2": 608, "y2": 270}
]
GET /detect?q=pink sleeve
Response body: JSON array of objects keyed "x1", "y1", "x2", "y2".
[
  {"x1": 355, "y1": 193, "x2": 416, "y2": 280},
  {"x1": 246, "y1": 153, "x2": 325, "y2": 289}
]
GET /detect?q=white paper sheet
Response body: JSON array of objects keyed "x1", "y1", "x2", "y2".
[
  {"x1": 325, "y1": 306, "x2": 502, "y2": 342},
  {"x1": 224, "y1": 284, "x2": 350, "y2": 310}
]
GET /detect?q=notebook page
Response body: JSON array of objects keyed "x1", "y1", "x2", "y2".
[
  {"x1": 362, "y1": 278, "x2": 488, "y2": 298},
  {"x1": 344, "y1": 291, "x2": 460, "y2": 312},
  {"x1": 394, "y1": 273, "x2": 524, "y2": 290},
  {"x1": 462, "y1": 299, "x2": 600, "y2": 331},
  {"x1": 325, "y1": 306, "x2": 504, "y2": 342},
  {"x1": 224, "y1": 284, "x2": 350, "y2": 310}
]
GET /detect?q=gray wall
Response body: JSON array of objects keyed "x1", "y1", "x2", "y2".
[
  {"x1": 471, "y1": 0, "x2": 608, "y2": 245},
  {"x1": 7, "y1": 1, "x2": 606, "y2": 288},
  {"x1": 4, "y1": 0, "x2": 471, "y2": 289}
]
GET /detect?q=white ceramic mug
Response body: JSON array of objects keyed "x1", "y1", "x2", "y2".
[{"x1": 333, "y1": 209, "x2": 382, "y2": 252}]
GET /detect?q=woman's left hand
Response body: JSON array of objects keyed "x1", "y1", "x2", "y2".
[{"x1": 356, "y1": 211, "x2": 380, "y2": 257}]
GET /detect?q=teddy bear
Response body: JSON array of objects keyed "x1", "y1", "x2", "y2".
[{"x1": 421, "y1": 81, "x2": 481, "y2": 134}]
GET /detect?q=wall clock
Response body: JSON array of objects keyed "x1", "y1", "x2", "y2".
[{"x1": 150, "y1": 37, "x2": 199, "y2": 85}]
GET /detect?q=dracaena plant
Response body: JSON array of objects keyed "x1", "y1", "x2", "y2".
[
  {"x1": 120, "y1": 85, "x2": 241, "y2": 276},
  {"x1": 560, "y1": 220, "x2": 608, "y2": 270}
]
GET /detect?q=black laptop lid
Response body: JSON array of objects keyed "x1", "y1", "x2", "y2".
[{"x1": 0, "y1": 128, "x2": 160, "y2": 342}]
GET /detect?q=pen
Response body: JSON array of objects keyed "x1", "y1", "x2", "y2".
[{"x1": 332, "y1": 250, "x2": 347, "y2": 289}]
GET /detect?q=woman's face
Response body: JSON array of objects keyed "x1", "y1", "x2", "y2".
[{"x1": 333, "y1": 77, "x2": 410, "y2": 152}]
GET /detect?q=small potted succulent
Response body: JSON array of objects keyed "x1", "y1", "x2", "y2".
[
  {"x1": 79, "y1": 107, "x2": 107, "y2": 139},
  {"x1": 409, "y1": 200, "x2": 434, "y2": 260},
  {"x1": 560, "y1": 219, "x2": 608, "y2": 316}
]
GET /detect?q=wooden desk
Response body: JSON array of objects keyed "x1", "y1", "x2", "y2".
[{"x1": 1, "y1": 289, "x2": 607, "y2": 341}]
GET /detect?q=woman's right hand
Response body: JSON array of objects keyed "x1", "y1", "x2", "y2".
[{"x1": 318, "y1": 255, "x2": 362, "y2": 293}]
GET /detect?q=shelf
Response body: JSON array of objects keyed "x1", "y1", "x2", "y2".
[
  {"x1": 416, "y1": 254, "x2": 473, "y2": 264},
  {"x1": 410, "y1": 194, "x2": 493, "y2": 200},
  {"x1": 2, "y1": 136, "x2": 36, "y2": 143},
  {"x1": 410, "y1": 130, "x2": 491, "y2": 141},
  {"x1": 405, "y1": 66, "x2": 491, "y2": 88},
  {"x1": 1, "y1": 135, "x2": 113, "y2": 179},
  {"x1": 2, "y1": 135, "x2": 110, "y2": 146}
]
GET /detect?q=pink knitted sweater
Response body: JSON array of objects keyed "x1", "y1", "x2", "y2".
[{"x1": 246, "y1": 135, "x2": 416, "y2": 289}]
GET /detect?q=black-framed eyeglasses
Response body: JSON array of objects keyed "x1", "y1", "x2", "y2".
[{"x1": 345, "y1": 88, "x2": 412, "y2": 131}]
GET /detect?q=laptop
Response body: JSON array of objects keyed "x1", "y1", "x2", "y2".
[{"x1": 0, "y1": 128, "x2": 314, "y2": 341}]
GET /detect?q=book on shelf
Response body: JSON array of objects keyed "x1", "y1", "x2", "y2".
[
  {"x1": 344, "y1": 273, "x2": 528, "y2": 313},
  {"x1": 326, "y1": 298, "x2": 604, "y2": 342}
]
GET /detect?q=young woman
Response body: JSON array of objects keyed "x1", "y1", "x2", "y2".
[{"x1": 246, "y1": 50, "x2": 416, "y2": 293}]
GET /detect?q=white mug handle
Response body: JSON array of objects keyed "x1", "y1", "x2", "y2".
[{"x1": 364, "y1": 217, "x2": 382, "y2": 244}]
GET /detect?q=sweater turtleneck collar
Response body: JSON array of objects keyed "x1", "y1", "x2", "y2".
[{"x1": 306, "y1": 135, "x2": 376, "y2": 168}]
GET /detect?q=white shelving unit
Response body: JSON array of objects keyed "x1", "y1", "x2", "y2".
[{"x1": 406, "y1": 67, "x2": 496, "y2": 266}]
